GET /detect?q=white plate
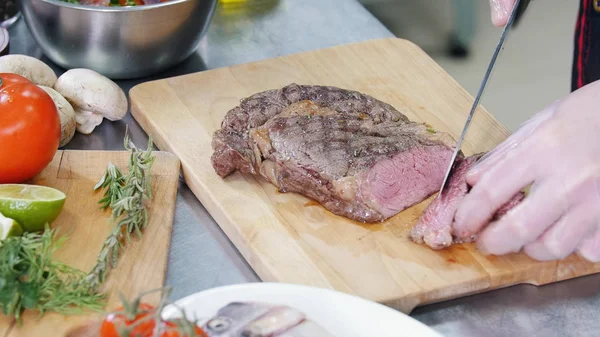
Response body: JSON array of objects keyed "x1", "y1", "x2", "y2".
[{"x1": 162, "y1": 282, "x2": 443, "y2": 337}]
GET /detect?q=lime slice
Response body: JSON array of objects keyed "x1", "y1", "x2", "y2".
[
  {"x1": 0, "y1": 184, "x2": 66, "y2": 232},
  {"x1": 0, "y1": 212, "x2": 23, "y2": 240}
]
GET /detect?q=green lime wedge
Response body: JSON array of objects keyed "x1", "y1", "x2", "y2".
[
  {"x1": 0, "y1": 212, "x2": 23, "y2": 240},
  {"x1": 0, "y1": 184, "x2": 66, "y2": 232}
]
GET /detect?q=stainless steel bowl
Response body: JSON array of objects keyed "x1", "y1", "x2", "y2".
[{"x1": 19, "y1": 0, "x2": 217, "y2": 79}]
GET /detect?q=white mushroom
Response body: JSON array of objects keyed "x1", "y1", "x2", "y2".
[
  {"x1": 38, "y1": 85, "x2": 77, "y2": 147},
  {"x1": 74, "y1": 110, "x2": 104, "y2": 135},
  {"x1": 54, "y1": 68, "x2": 128, "y2": 134},
  {"x1": 0, "y1": 54, "x2": 57, "y2": 87}
]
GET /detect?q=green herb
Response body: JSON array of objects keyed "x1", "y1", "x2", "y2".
[
  {"x1": 86, "y1": 129, "x2": 156, "y2": 290},
  {"x1": 426, "y1": 128, "x2": 436, "y2": 134},
  {"x1": 0, "y1": 226, "x2": 105, "y2": 324},
  {"x1": 94, "y1": 163, "x2": 126, "y2": 210},
  {"x1": 109, "y1": 0, "x2": 137, "y2": 6}
]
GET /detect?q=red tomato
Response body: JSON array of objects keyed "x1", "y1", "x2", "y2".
[
  {"x1": 161, "y1": 321, "x2": 208, "y2": 337},
  {"x1": 0, "y1": 73, "x2": 60, "y2": 184},
  {"x1": 100, "y1": 303, "x2": 157, "y2": 337}
]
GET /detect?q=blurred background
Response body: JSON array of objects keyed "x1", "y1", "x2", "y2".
[
  {"x1": 1, "y1": 0, "x2": 580, "y2": 132},
  {"x1": 359, "y1": 0, "x2": 578, "y2": 132}
]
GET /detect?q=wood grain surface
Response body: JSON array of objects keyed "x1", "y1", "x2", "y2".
[
  {"x1": 129, "y1": 37, "x2": 600, "y2": 313},
  {"x1": 1, "y1": 150, "x2": 180, "y2": 337}
]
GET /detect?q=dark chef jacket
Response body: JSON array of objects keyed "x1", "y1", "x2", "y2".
[{"x1": 572, "y1": 0, "x2": 600, "y2": 91}]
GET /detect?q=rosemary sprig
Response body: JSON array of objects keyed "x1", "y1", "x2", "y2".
[
  {"x1": 94, "y1": 163, "x2": 126, "y2": 210},
  {"x1": 86, "y1": 130, "x2": 156, "y2": 290},
  {"x1": 0, "y1": 226, "x2": 105, "y2": 324}
]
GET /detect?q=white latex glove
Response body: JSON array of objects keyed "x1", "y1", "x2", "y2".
[
  {"x1": 453, "y1": 80, "x2": 600, "y2": 262},
  {"x1": 489, "y1": 0, "x2": 517, "y2": 27}
]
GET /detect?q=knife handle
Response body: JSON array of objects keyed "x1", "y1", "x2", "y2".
[{"x1": 513, "y1": 0, "x2": 532, "y2": 27}]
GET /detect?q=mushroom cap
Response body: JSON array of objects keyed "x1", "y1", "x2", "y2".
[
  {"x1": 39, "y1": 85, "x2": 76, "y2": 147},
  {"x1": 54, "y1": 68, "x2": 128, "y2": 121},
  {"x1": 0, "y1": 54, "x2": 57, "y2": 87}
]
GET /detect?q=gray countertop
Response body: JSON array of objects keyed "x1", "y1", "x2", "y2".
[{"x1": 7, "y1": 1, "x2": 600, "y2": 336}]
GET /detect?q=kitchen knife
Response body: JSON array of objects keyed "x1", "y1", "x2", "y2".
[{"x1": 438, "y1": 0, "x2": 531, "y2": 197}]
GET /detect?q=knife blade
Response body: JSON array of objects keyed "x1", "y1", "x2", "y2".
[{"x1": 437, "y1": 0, "x2": 531, "y2": 197}]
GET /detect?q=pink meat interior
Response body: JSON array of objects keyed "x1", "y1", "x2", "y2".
[
  {"x1": 408, "y1": 154, "x2": 478, "y2": 249},
  {"x1": 409, "y1": 152, "x2": 525, "y2": 250},
  {"x1": 360, "y1": 145, "x2": 453, "y2": 218}
]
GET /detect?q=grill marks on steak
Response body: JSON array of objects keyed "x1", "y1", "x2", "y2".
[
  {"x1": 211, "y1": 83, "x2": 458, "y2": 223},
  {"x1": 409, "y1": 153, "x2": 525, "y2": 250},
  {"x1": 211, "y1": 84, "x2": 410, "y2": 178}
]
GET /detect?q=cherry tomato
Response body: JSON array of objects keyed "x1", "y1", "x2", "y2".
[
  {"x1": 161, "y1": 321, "x2": 208, "y2": 337},
  {"x1": 0, "y1": 73, "x2": 60, "y2": 184},
  {"x1": 100, "y1": 303, "x2": 157, "y2": 337}
]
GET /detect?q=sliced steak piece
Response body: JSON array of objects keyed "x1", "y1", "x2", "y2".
[
  {"x1": 211, "y1": 83, "x2": 459, "y2": 223},
  {"x1": 410, "y1": 153, "x2": 525, "y2": 250}
]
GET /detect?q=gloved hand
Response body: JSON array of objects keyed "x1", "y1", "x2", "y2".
[
  {"x1": 453, "y1": 80, "x2": 600, "y2": 262},
  {"x1": 488, "y1": 0, "x2": 517, "y2": 27}
]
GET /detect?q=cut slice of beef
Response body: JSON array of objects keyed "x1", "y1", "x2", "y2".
[
  {"x1": 409, "y1": 153, "x2": 525, "y2": 250},
  {"x1": 211, "y1": 83, "x2": 459, "y2": 223}
]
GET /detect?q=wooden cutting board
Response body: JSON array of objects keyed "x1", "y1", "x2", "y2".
[
  {"x1": 0, "y1": 150, "x2": 180, "y2": 337},
  {"x1": 129, "y1": 37, "x2": 600, "y2": 313}
]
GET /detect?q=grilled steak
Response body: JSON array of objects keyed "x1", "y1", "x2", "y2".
[
  {"x1": 211, "y1": 83, "x2": 458, "y2": 223},
  {"x1": 410, "y1": 153, "x2": 525, "y2": 249}
]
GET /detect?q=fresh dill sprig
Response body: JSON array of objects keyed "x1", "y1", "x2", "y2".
[
  {"x1": 86, "y1": 129, "x2": 156, "y2": 290},
  {"x1": 0, "y1": 226, "x2": 105, "y2": 324}
]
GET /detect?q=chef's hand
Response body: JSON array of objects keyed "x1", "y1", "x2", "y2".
[
  {"x1": 453, "y1": 80, "x2": 600, "y2": 262},
  {"x1": 488, "y1": 0, "x2": 517, "y2": 27}
]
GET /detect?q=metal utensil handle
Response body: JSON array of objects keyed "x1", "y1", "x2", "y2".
[
  {"x1": 0, "y1": 0, "x2": 20, "y2": 29},
  {"x1": 438, "y1": 0, "x2": 526, "y2": 196}
]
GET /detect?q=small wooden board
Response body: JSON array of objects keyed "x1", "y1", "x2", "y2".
[
  {"x1": 1, "y1": 150, "x2": 180, "y2": 337},
  {"x1": 129, "y1": 37, "x2": 600, "y2": 313}
]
